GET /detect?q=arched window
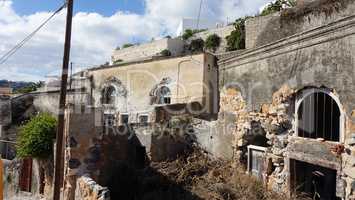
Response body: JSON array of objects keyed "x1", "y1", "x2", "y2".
[
  {"x1": 156, "y1": 86, "x2": 171, "y2": 104},
  {"x1": 102, "y1": 86, "x2": 117, "y2": 105},
  {"x1": 296, "y1": 89, "x2": 342, "y2": 142}
]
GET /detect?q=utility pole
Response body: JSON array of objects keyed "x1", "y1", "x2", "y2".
[
  {"x1": 53, "y1": 0, "x2": 74, "y2": 200},
  {"x1": 70, "y1": 62, "x2": 73, "y2": 90}
]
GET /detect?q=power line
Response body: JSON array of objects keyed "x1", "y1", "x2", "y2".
[
  {"x1": 196, "y1": 0, "x2": 203, "y2": 29},
  {"x1": 0, "y1": 3, "x2": 66, "y2": 65}
]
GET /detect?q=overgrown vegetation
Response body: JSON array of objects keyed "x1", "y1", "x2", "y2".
[
  {"x1": 281, "y1": 0, "x2": 352, "y2": 21},
  {"x1": 160, "y1": 49, "x2": 172, "y2": 57},
  {"x1": 225, "y1": 17, "x2": 247, "y2": 51},
  {"x1": 205, "y1": 34, "x2": 221, "y2": 52},
  {"x1": 189, "y1": 38, "x2": 205, "y2": 53},
  {"x1": 17, "y1": 113, "x2": 57, "y2": 159},
  {"x1": 182, "y1": 29, "x2": 207, "y2": 40},
  {"x1": 261, "y1": 0, "x2": 297, "y2": 16},
  {"x1": 105, "y1": 147, "x2": 308, "y2": 200},
  {"x1": 122, "y1": 43, "x2": 134, "y2": 48},
  {"x1": 13, "y1": 81, "x2": 43, "y2": 94},
  {"x1": 113, "y1": 59, "x2": 123, "y2": 64}
]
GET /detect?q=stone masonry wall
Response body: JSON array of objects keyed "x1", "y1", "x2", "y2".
[
  {"x1": 75, "y1": 176, "x2": 110, "y2": 200},
  {"x1": 111, "y1": 38, "x2": 185, "y2": 63},
  {"x1": 218, "y1": 3, "x2": 355, "y2": 198},
  {"x1": 64, "y1": 105, "x2": 145, "y2": 199},
  {"x1": 245, "y1": 0, "x2": 355, "y2": 49},
  {"x1": 190, "y1": 25, "x2": 235, "y2": 53}
]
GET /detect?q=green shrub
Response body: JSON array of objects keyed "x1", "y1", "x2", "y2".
[
  {"x1": 182, "y1": 29, "x2": 207, "y2": 40},
  {"x1": 122, "y1": 43, "x2": 134, "y2": 48},
  {"x1": 225, "y1": 18, "x2": 247, "y2": 51},
  {"x1": 189, "y1": 38, "x2": 205, "y2": 53},
  {"x1": 113, "y1": 59, "x2": 123, "y2": 64},
  {"x1": 261, "y1": 0, "x2": 296, "y2": 16},
  {"x1": 205, "y1": 34, "x2": 221, "y2": 52},
  {"x1": 160, "y1": 49, "x2": 172, "y2": 57},
  {"x1": 13, "y1": 82, "x2": 43, "y2": 94},
  {"x1": 17, "y1": 113, "x2": 57, "y2": 159},
  {"x1": 182, "y1": 29, "x2": 194, "y2": 40}
]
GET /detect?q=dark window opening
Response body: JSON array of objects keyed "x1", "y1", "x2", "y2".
[
  {"x1": 104, "y1": 114, "x2": 115, "y2": 127},
  {"x1": 156, "y1": 86, "x2": 171, "y2": 104},
  {"x1": 102, "y1": 86, "x2": 116, "y2": 105},
  {"x1": 290, "y1": 160, "x2": 341, "y2": 200},
  {"x1": 139, "y1": 115, "x2": 148, "y2": 125},
  {"x1": 297, "y1": 92, "x2": 340, "y2": 142},
  {"x1": 163, "y1": 97, "x2": 171, "y2": 104},
  {"x1": 121, "y1": 114, "x2": 129, "y2": 125}
]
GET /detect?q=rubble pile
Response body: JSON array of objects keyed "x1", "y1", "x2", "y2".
[{"x1": 142, "y1": 148, "x2": 302, "y2": 200}]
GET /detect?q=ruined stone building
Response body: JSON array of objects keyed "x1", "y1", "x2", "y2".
[
  {"x1": 63, "y1": 53, "x2": 218, "y2": 199},
  {"x1": 1, "y1": 0, "x2": 355, "y2": 199},
  {"x1": 216, "y1": 1, "x2": 355, "y2": 199},
  {"x1": 44, "y1": 1, "x2": 355, "y2": 199}
]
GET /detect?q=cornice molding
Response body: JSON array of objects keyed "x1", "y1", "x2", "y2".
[{"x1": 219, "y1": 14, "x2": 355, "y2": 70}]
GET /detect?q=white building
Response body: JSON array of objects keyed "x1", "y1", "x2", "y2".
[{"x1": 176, "y1": 18, "x2": 224, "y2": 36}]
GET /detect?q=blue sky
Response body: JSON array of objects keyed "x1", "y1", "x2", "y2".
[
  {"x1": 11, "y1": 0, "x2": 145, "y2": 16},
  {"x1": 0, "y1": 0, "x2": 272, "y2": 81}
]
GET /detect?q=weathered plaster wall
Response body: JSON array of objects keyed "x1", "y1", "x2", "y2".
[
  {"x1": 3, "y1": 159, "x2": 42, "y2": 199},
  {"x1": 88, "y1": 53, "x2": 216, "y2": 122},
  {"x1": 190, "y1": 25, "x2": 235, "y2": 53},
  {"x1": 64, "y1": 106, "x2": 145, "y2": 197},
  {"x1": 111, "y1": 38, "x2": 185, "y2": 63},
  {"x1": 245, "y1": 0, "x2": 355, "y2": 49},
  {"x1": 0, "y1": 96, "x2": 11, "y2": 127},
  {"x1": 33, "y1": 91, "x2": 90, "y2": 115},
  {"x1": 219, "y1": 5, "x2": 355, "y2": 199}
]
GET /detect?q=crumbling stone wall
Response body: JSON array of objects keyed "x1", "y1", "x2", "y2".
[
  {"x1": 218, "y1": 3, "x2": 355, "y2": 198},
  {"x1": 64, "y1": 105, "x2": 145, "y2": 199},
  {"x1": 75, "y1": 176, "x2": 110, "y2": 200},
  {"x1": 245, "y1": 0, "x2": 355, "y2": 49}
]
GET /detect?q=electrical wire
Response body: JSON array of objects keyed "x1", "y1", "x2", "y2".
[
  {"x1": 0, "y1": 3, "x2": 66, "y2": 65},
  {"x1": 196, "y1": 0, "x2": 203, "y2": 29}
]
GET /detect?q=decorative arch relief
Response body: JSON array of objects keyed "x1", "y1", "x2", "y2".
[{"x1": 149, "y1": 77, "x2": 173, "y2": 105}]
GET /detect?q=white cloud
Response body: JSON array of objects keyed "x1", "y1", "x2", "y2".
[{"x1": 0, "y1": 0, "x2": 272, "y2": 81}]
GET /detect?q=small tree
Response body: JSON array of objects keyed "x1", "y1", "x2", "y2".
[
  {"x1": 182, "y1": 29, "x2": 194, "y2": 40},
  {"x1": 182, "y1": 29, "x2": 207, "y2": 40},
  {"x1": 113, "y1": 59, "x2": 123, "y2": 64},
  {"x1": 160, "y1": 49, "x2": 172, "y2": 57},
  {"x1": 122, "y1": 43, "x2": 134, "y2": 48},
  {"x1": 17, "y1": 113, "x2": 57, "y2": 159},
  {"x1": 225, "y1": 18, "x2": 247, "y2": 51},
  {"x1": 260, "y1": 0, "x2": 296, "y2": 16},
  {"x1": 205, "y1": 34, "x2": 221, "y2": 52},
  {"x1": 14, "y1": 82, "x2": 44, "y2": 94},
  {"x1": 189, "y1": 38, "x2": 205, "y2": 53}
]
